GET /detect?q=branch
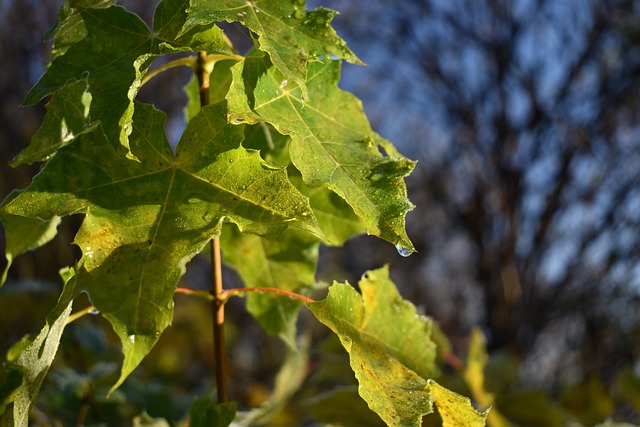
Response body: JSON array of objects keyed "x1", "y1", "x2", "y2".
[{"x1": 220, "y1": 287, "x2": 315, "y2": 304}]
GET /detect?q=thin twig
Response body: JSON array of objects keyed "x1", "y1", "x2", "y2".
[
  {"x1": 65, "y1": 306, "x2": 96, "y2": 325},
  {"x1": 176, "y1": 287, "x2": 215, "y2": 301},
  {"x1": 196, "y1": 50, "x2": 229, "y2": 403},
  {"x1": 141, "y1": 56, "x2": 195, "y2": 86},
  {"x1": 211, "y1": 237, "x2": 228, "y2": 403},
  {"x1": 220, "y1": 287, "x2": 315, "y2": 304},
  {"x1": 141, "y1": 53, "x2": 244, "y2": 87}
]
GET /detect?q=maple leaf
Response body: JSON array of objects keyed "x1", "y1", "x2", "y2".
[
  {"x1": 23, "y1": 1, "x2": 232, "y2": 159},
  {"x1": 180, "y1": 0, "x2": 363, "y2": 96},
  {"x1": 1, "y1": 102, "x2": 321, "y2": 389},
  {"x1": 227, "y1": 54, "x2": 415, "y2": 251},
  {"x1": 308, "y1": 266, "x2": 437, "y2": 426},
  {"x1": 309, "y1": 267, "x2": 488, "y2": 427}
]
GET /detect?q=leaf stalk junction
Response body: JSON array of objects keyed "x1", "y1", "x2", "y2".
[{"x1": 140, "y1": 53, "x2": 244, "y2": 87}]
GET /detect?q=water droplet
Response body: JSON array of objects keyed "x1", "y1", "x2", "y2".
[
  {"x1": 279, "y1": 79, "x2": 288, "y2": 88},
  {"x1": 128, "y1": 334, "x2": 136, "y2": 343},
  {"x1": 89, "y1": 309, "x2": 99, "y2": 315},
  {"x1": 395, "y1": 245, "x2": 412, "y2": 257}
]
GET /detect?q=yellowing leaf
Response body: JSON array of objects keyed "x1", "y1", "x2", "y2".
[
  {"x1": 308, "y1": 266, "x2": 437, "y2": 426},
  {"x1": 428, "y1": 380, "x2": 488, "y2": 427},
  {"x1": 464, "y1": 328, "x2": 515, "y2": 427}
]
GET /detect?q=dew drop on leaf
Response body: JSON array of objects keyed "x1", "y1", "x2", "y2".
[
  {"x1": 89, "y1": 309, "x2": 99, "y2": 315},
  {"x1": 395, "y1": 245, "x2": 412, "y2": 257}
]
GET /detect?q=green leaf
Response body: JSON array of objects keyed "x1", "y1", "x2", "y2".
[
  {"x1": 220, "y1": 224, "x2": 318, "y2": 347},
  {"x1": 0, "y1": 275, "x2": 77, "y2": 426},
  {"x1": 308, "y1": 266, "x2": 438, "y2": 426},
  {"x1": 428, "y1": 380, "x2": 488, "y2": 427},
  {"x1": 290, "y1": 171, "x2": 365, "y2": 245},
  {"x1": 12, "y1": 79, "x2": 96, "y2": 166},
  {"x1": 227, "y1": 55, "x2": 415, "y2": 251},
  {"x1": 23, "y1": 6, "x2": 156, "y2": 158},
  {"x1": 2, "y1": 102, "x2": 321, "y2": 392},
  {"x1": 240, "y1": 124, "x2": 366, "y2": 244},
  {"x1": 181, "y1": 0, "x2": 363, "y2": 95},
  {"x1": 47, "y1": 0, "x2": 116, "y2": 60},
  {"x1": 189, "y1": 398, "x2": 237, "y2": 427},
  {"x1": 153, "y1": 0, "x2": 234, "y2": 54},
  {"x1": 0, "y1": 191, "x2": 62, "y2": 286},
  {"x1": 0, "y1": 213, "x2": 61, "y2": 287},
  {"x1": 27, "y1": 2, "x2": 236, "y2": 159}
]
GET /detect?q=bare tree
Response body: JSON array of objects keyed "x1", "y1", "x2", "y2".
[{"x1": 329, "y1": 0, "x2": 640, "y2": 386}]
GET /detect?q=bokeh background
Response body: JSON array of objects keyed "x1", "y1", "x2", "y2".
[{"x1": 1, "y1": 0, "x2": 640, "y2": 425}]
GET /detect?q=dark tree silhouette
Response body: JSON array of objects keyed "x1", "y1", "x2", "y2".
[{"x1": 328, "y1": 0, "x2": 640, "y2": 386}]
